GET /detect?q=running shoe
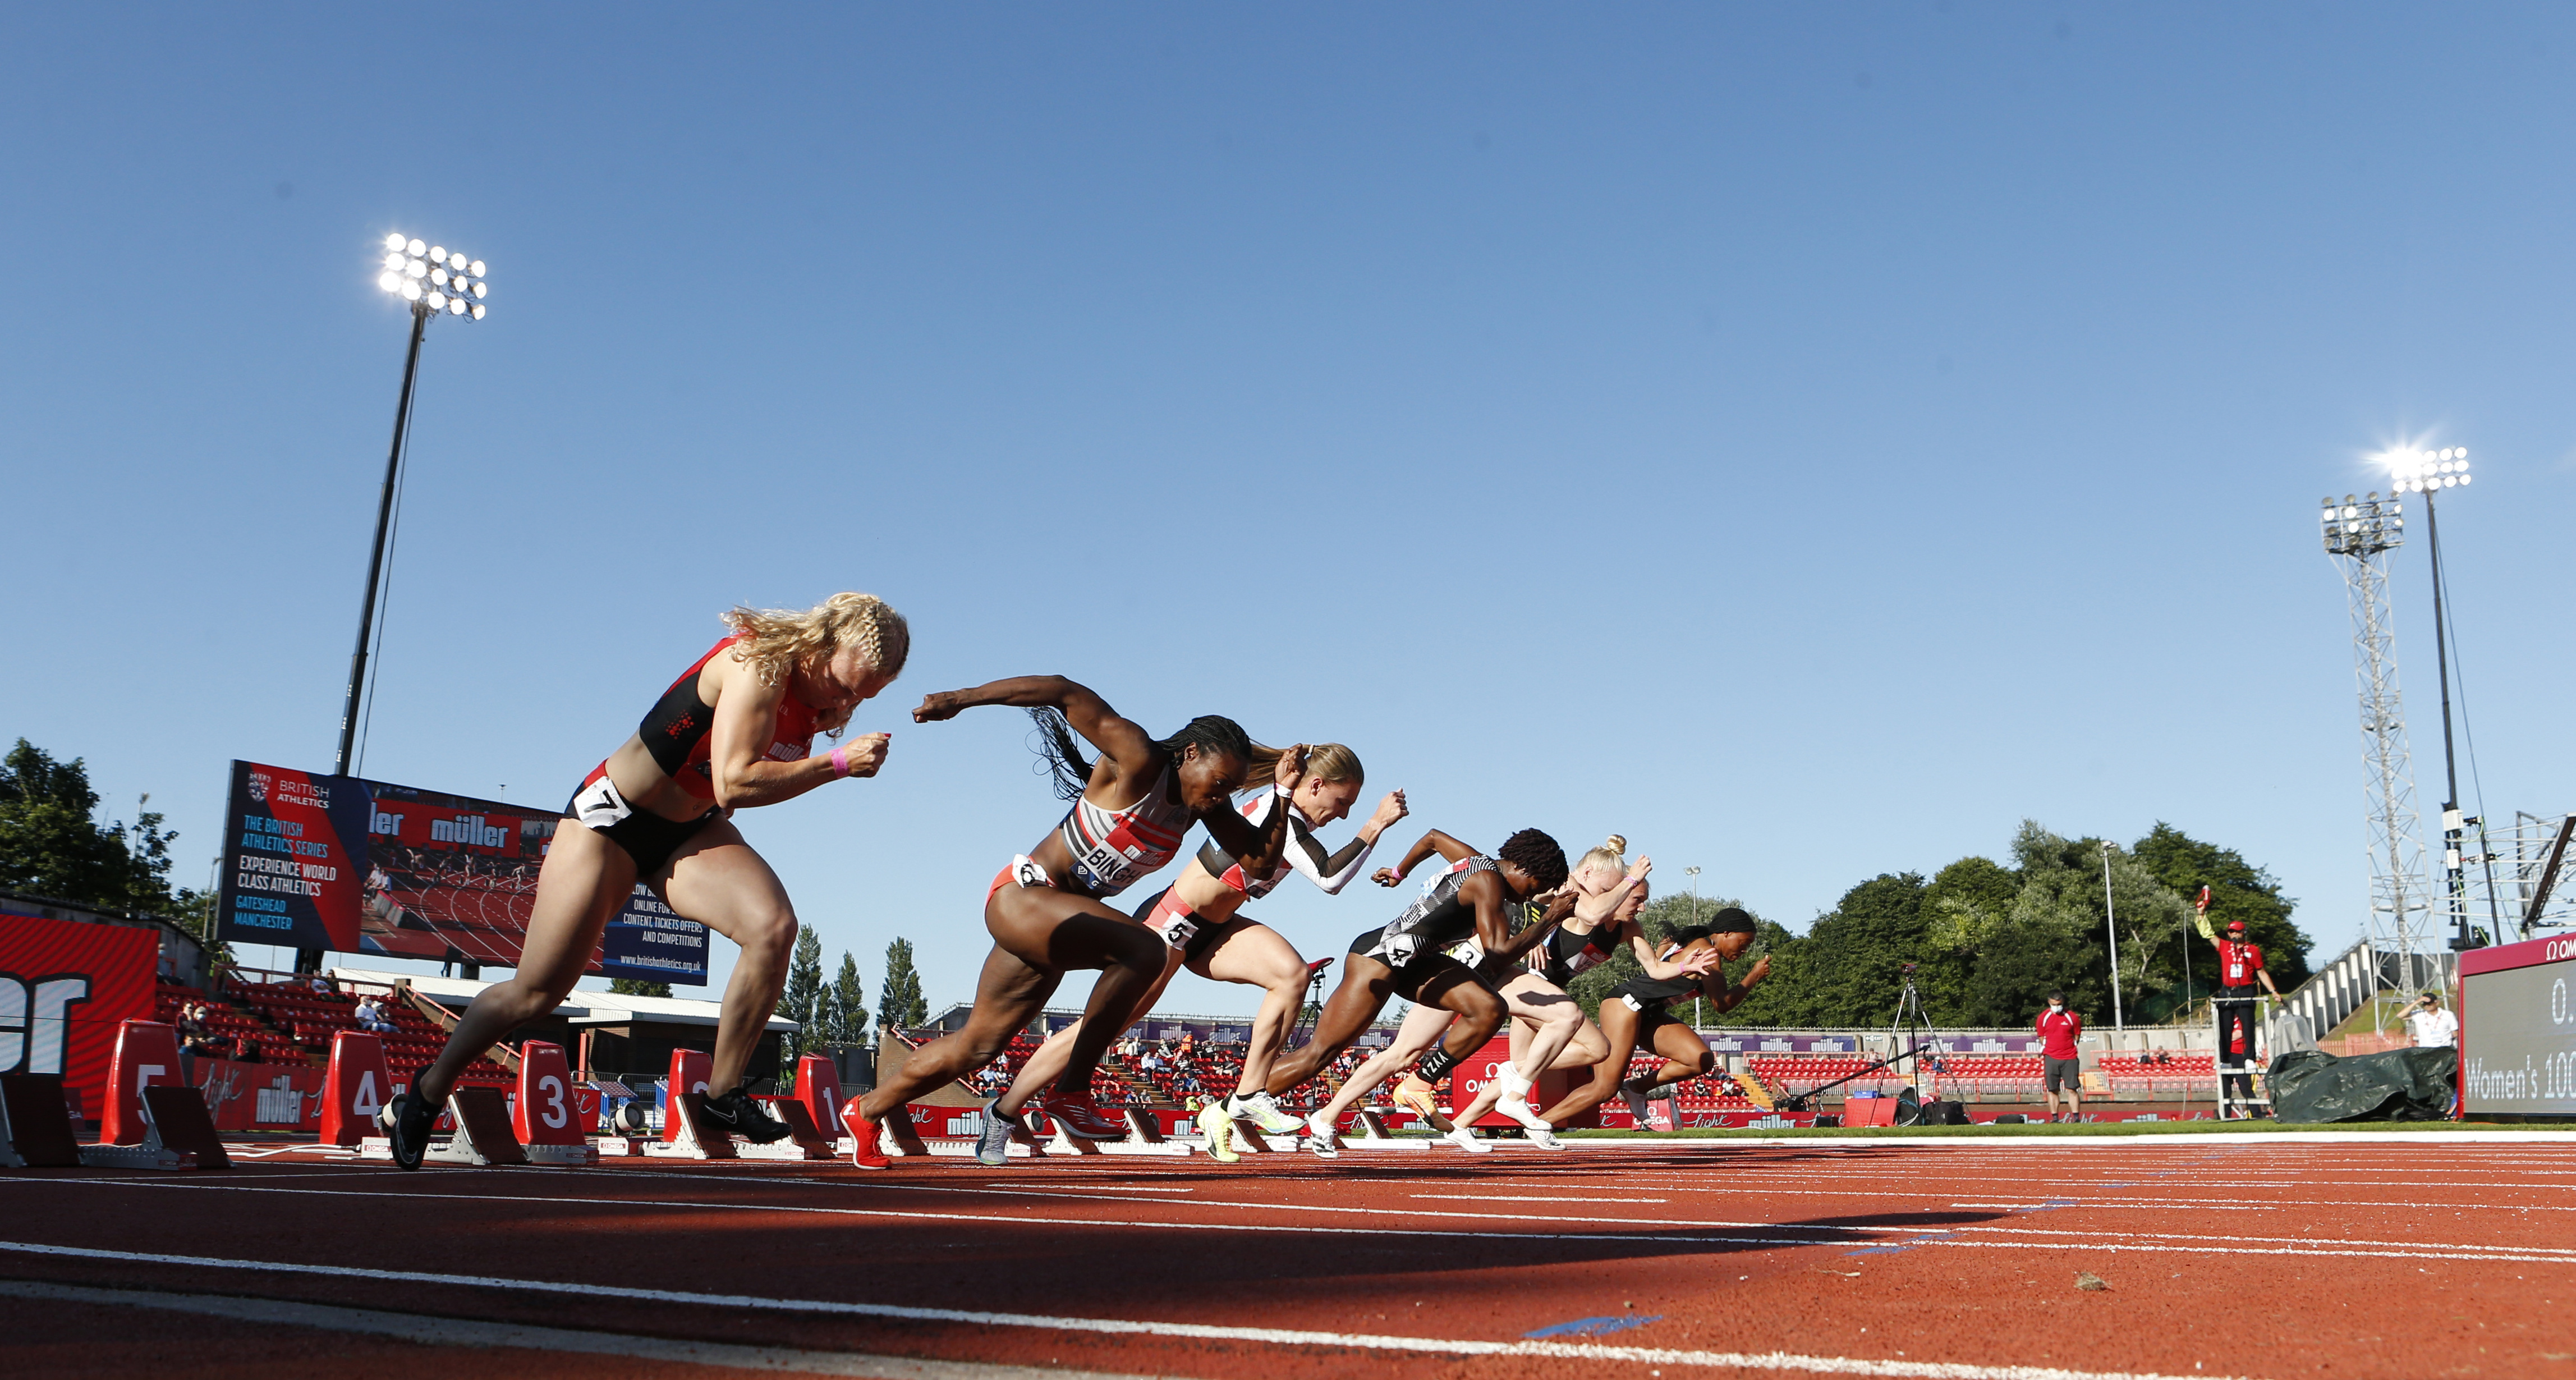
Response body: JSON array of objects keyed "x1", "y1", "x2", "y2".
[
  {"x1": 1390, "y1": 1078, "x2": 1454, "y2": 1134},
  {"x1": 1441, "y1": 1124, "x2": 1491, "y2": 1154},
  {"x1": 1196, "y1": 1101, "x2": 1241, "y2": 1163},
  {"x1": 1035, "y1": 1088, "x2": 1127, "y2": 1140},
  {"x1": 975, "y1": 1099, "x2": 1017, "y2": 1168},
  {"x1": 1521, "y1": 1122, "x2": 1564, "y2": 1151},
  {"x1": 379, "y1": 1088, "x2": 438, "y2": 1172},
  {"x1": 841, "y1": 1096, "x2": 890, "y2": 1170},
  {"x1": 700, "y1": 1085, "x2": 793, "y2": 1144},
  {"x1": 1299, "y1": 1111, "x2": 1340, "y2": 1158},
  {"x1": 1232, "y1": 1089, "x2": 1305, "y2": 1136},
  {"x1": 1496, "y1": 1087, "x2": 1553, "y2": 1133},
  {"x1": 1619, "y1": 1080, "x2": 1653, "y2": 1127}
]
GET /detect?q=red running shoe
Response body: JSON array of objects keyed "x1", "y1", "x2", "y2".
[
  {"x1": 841, "y1": 1095, "x2": 889, "y2": 1170},
  {"x1": 1036, "y1": 1088, "x2": 1127, "y2": 1140}
]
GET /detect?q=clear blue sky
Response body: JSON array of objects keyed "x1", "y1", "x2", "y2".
[{"x1": 7, "y1": 7, "x2": 2572, "y2": 1017}]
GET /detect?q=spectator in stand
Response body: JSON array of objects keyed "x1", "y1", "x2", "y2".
[
  {"x1": 354, "y1": 994, "x2": 396, "y2": 1034},
  {"x1": 307, "y1": 974, "x2": 336, "y2": 996},
  {"x1": 2037, "y1": 991, "x2": 2083, "y2": 1124},
  {"x1": 2208, "y1": 920, "x2": 2281, "y2": 1117},
  {"x1": 2405, "y1": 992, "x2": 2458, "y2": 1049}
]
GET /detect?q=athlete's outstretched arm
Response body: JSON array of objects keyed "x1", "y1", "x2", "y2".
[
  {"x1": 1369, "y1": 827, "x2": 1475, "y2": 887},
  {"x1": 912, "y1": 676, "x2": 1159, "y2": 773},
  {"x1": 1200, "y1": 748, "x2": 1311, "y2": 878},
  {"x1": 705, "y1": 656, "x2": 889, "y2": 809},
  {"x1": 1288, "y1": 790, "x2": 1407, "y2": 894}
]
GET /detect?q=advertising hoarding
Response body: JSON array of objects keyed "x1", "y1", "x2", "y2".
[
  {"x1": 2460, "y1": 934, "x2": 2576, "y2": 1117},
  {"x1": 0, "y1": 910, "x2": 158, "y2": 1118},
  {"x1": 217, "y1": 760, "x2": 706, "y2": 985}
]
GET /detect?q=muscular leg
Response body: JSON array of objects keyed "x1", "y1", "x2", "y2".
[
  {"x1": 414, "y1": 822, "x2": 633, "y2": 1107},
  {"x1": 1266, "y1": 956, "x2": 1396, "y2": 1095},
  {"x1": 658, "y1": 822, "x2": 800, "y2": 1094},
  {"x1": 1539, "y1": 998, "x2": 1642, "y2": 1127},
  {"x1": 1636, "y1": 1021, "x2": 1716, "y2": 1086},
  {"x1": 1450, "y1": 973, "x2": 1586, "y2": 1125},
  {"x1": 1193, "y1": 923, "x2": 1308, "y2": 1097},
  {"x1": 1315, "y1": 996, "x2": 1457, "y2": 1126},
  {"x1": 982, "y1": 883, "x2": 1168, "y2": 1099},
  {"x1": 861, "y1": 942, "x2": 1062, "y2": 1121},
  {"x1": 993, "y1": 945, "x2": 1184, "y2": 1117},
  {"x1": 1549, "y1": 1017, "x2": 1611, "y2": 1070}
]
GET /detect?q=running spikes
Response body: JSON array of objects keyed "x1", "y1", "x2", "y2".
[
  {"x1": 1300, "y1": 1111, "x2": 1340, "y2": 1158},
  {"x1": 700, "y1": 1085, "x2": 793, "y2": 1144},
  {"x1": 1519, "y1": 1122, "x2": 1565, "y2": 1150},
  {"x1": 379, "y1": 1088, "x2": 439, "y2": 1172},
  {"x1": 1390, "y1": 1077, "x2": 1454, "y2": 1134},
  {"x1": 1619, "y1": 1080, "x2": 1654, "y2": 1127},
  {"x1": 1441, "y1": 1124, "x2": 1491, "y2": 1154},
  {"x1": 1035, "y1": 1088, "x2": 1127, "y2": 1140},
  {"x1": 975, "y1": 1099, "x2": 1018, "y2": 1167},
  {"x1": 841, "y1": 1096, "x2": 890, "y2": 1170},
  {"x1": 1232, "y1": 1089, "x2": 1305, "y2": 1136},
  {"x1": 1196, "y1": 1101, "x2": 1241, "y2": 1163},
  {"x1": 1496, "y1": 1085, "x2": 1553, "y2": 1135}
]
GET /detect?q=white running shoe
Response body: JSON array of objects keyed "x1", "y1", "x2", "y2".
[
  {"x1": 1498, "y1": 1088, "x2": 1553, "y2": 1133},
  {"x1": 1521, "y1": 1122, "x2": 1564, "y2": 1150},
  {"x1": 1234, "y1": 1090, "x2": 1305, "y2": 1136},
  {"x1": 1442, "y1": 1124, "x2": 1491, "y2": 1154},
  {"x1": 1300, "y1": 1111, "x2": 1340, "y2": 1158}
]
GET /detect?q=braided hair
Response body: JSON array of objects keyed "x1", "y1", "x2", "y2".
[
  {"x1": 1496, "y1": 828, "x2": 1571, "y2": 893},
  {"x1": 1027, "y1": 709, "x2": 1266, "y2": 802}
]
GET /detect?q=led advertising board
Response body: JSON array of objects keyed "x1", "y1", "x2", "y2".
[{"x1": 2459, "y1": 934, "x2": 2576, "y2": 1117}]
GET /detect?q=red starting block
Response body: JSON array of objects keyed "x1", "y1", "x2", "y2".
[
  {"x1": 319, "y1": 1030, "x2": 393, "y2": 1147},
  {"x1": 789, "y1": 1053, "x2": 841, "y2": 1139},
  {"x1": 661, "y1": 1048, "x2": 712, "y2": 1144},
  {"x1": 99, "y1": 1019, "x2": 185, "y2": 1147},
  {"x1": 512, "y1": 1041, "x2": 595, "y2": 1165}
]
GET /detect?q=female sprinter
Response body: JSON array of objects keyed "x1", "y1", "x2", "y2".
[
  {"x1": 1534, "y1": 907, "x2": 1773, "y2": 1131},
  {"x1": 1263, "y1": 827, "x2": 1571, "y2": 1156},
  {"x1": 978, "y1": 746, "x2": 1408, "y2": 1165},
  {"x1": 842, "y1": 676, "x2": 1305, "y2": 1167},
  {"x1": 378, "y1": 594, "x2": 908, "y2": 1168},
  {"x1": 1432, "y1": 836, "x2": 1719, "y2": 1147}
]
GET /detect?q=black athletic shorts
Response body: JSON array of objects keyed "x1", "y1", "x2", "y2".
[
  {"x1": 1618, "y1": 993, "x2": 1686, "y2": 1039},
  {"x1": 567, "y1": 775, "x2": 722, "y2": 878},
  {"x1": 1348, "y1": 928, "x2": 1471, "y2": 1003}
]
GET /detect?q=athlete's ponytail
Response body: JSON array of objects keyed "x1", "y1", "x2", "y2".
[{"x1": 1025, "y1": 709, "x2": 1268, "y2": 802}]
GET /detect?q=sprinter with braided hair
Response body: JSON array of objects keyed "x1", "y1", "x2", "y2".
[
  {"x1": 843, "y1": 675, "x2": 1306, "y2": 1166},
  {"x1": 379, "y1": 594, "x2": 910, "y2": 1170},
  {"x1": 1264, "y1": 825, "x2": 1571, "y2": 1156}
]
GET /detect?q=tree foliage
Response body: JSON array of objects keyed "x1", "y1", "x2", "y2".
[
  {"x1": 608, "y1": 977, "x2": 672, "y2": 998},
  {"x1": 831, "y1": 951, "x2": 867, "y2": 1047},
  {"x1": 0, "y1": 740, "x2": 214, "y2": 951},
  {"x1": 780, "y1": 925, "x2": 824, "y2": 1056},
  {"x1": 878, "y1": 937, "x2": 927, "y2": 1033}
]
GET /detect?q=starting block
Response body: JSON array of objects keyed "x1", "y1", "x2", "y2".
[
  {"x1": 512, "y1": 1042, "x2": 596, "y2": 1166},
  {"x1": 318, "y1": 1031, "x2": 392, "y2": 1147},
  {"x1": 747, "y1": 1097, "x2": 836, "y2": 1161},
  {"x1": 643, "y1": 1092, "x2": 737, "y2": 1159},
  {"x1": 1, "y1": 1073, "x2": 86, "y2": 1168},
  {"x1": 79, "y1": 1084, "x2": 232, "y2": 1171},
  {"x1": 99, "y1": 1019, "x2": 186, "y2": 1147},
  {"x1": 1344, "y1": 1108, "x2": 1429, "y2": 1150},
  {"x1": 1045, "y1": 1106, "x2": 1193, "y2": 1158},
  {"x1": 359, "y1": 1086, "x2": 527, "y2": 1166}
]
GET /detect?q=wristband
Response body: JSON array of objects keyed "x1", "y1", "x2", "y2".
[{"x1": 829, "y1": 746, "x2": 852, "y2": 778}]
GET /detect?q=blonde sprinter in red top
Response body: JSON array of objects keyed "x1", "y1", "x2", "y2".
[{"x1": 378, "y1": 594, "x2": 907, "y2": 1168}]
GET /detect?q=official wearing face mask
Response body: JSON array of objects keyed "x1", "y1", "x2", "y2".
[{"x1": 2036, "y1": 991, "x2": 2084, "y2": 1123}]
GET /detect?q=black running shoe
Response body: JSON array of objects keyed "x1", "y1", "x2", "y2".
[
  {"x1": 380, "y1": 1089, "x2": 438, "y2": 1171},
  {"x1": 700, "y1": 1086, "x2": 793, "y2": 1144}
]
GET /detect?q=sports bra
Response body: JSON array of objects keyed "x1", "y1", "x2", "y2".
[
  {"x1": 1541, "y1": 921, "x2": 1620, "y2": 988},
  {"x1": 1193, "y1": 790, "x2": 1376, "y2": 900},
  {"x1": 590, "y1": 636, "x2": 820, "y2": 802},
  {"x1": 1613, "y1": 943, "x2": 1701, "y2": 1007},
  {"x1": 1055, "y1": 762, "x2": 1192, "y2": 897}
]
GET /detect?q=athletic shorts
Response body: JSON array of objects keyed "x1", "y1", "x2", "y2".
[
  {"x1": 1349, "y1": 928, "x2": 1472, "y2": 1003},
  {"x1": 1619, "y1": 993, "x2": 1686, "y2": 1038},
  {"x1": 1134, "y1": 886, "x2": 1234, "y2": 964},
  {"x1": 568, "y1": 775, "x2": 720, "y2": 878},
  {"x1": 2043, "y1": 1056, "x2": 2081, "y2": 1093}
]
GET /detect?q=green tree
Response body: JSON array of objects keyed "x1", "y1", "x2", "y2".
[
  {"x1": 780, "y1": 925, "x2": 824, "y2": 1056},
  {"x1": 0, "y1": 740, "x2": 194, "y2": 919},
  {"x1": 878, "y1": 936, "x2": 926, "y2": 1033},
  {"x1": 832, "y1": 951, "x2": 867, "y2": 1047},
  {"x1": 2129, "y1": 822, "x2": 2312, "y2": 989},
  {"x1": 608, "y1": 977, "x2": 672, "y2": 998}
]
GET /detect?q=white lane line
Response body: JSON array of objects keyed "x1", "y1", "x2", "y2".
[
  {"x1": 0, "y1": 1281, "x2": 1152, "y2": 1379},
  {"x1": 1411, "y1": 1195, "x2": 1672, "y2": 1204},
  {"x1": 0, "y1": 1240, "x2": 2249, "y2": 1380},
  {"x1": 1010, "y1": 1185, "x2": 1197, "y2": 1194}
]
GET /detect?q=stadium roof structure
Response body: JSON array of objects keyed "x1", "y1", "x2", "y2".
[{"x1": 329, "y1": 966, "x2": 799, "y2": 1033}]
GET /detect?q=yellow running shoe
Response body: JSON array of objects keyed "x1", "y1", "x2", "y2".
[
  {"x1": 1390, "y1": 1076, "x2": 1454, "y2": 1134},
  {"x1": 1196, "y1": 1099, "x2": 1241, "y2": 1163}
]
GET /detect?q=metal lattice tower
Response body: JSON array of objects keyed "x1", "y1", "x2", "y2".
[{"x1": 2320, "y1": 492, "x2": 2431, "y2": 1012}]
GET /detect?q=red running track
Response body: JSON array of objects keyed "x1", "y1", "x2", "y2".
[{"x1": 4, "y1": 1136, "x2": 2572, "y2": 1378}]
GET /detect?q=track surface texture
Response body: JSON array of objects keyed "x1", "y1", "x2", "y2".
[{"x1": 5, "y1": 1136, "x2": 2570, "y2": 1379}]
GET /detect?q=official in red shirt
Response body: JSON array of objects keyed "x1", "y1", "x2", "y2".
[
  {"x1": 2036, "y1": 992, "x2": 2083, "y2": 1123},
  {"x1": 2209, "y1": 920, "x2": 2282, "y2": 1117}
]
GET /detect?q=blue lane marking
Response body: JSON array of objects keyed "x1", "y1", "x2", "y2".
[
  {"x1": 1525, "y1": 1314, "x2": 1663, "y2": 1339},
  {"x1": 1846, "y1": 1231, "x2": 1958, "y2": 1257}
]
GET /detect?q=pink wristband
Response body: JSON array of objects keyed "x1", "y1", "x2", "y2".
[{"x1": 829, "y1": 746, "x2": 852, "y2": 778}]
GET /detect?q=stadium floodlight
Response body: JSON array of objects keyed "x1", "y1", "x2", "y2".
[
  {"x1": 320, "y1": 228, "x2": 497, "y2": 976},
  {"x1": 2372, "y1": 444, "x2": 2483, "y2": 951}
]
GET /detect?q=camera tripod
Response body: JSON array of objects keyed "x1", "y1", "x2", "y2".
[{"x1": 1889, "y1": 964, "x2": 1950, "y2": 1109}]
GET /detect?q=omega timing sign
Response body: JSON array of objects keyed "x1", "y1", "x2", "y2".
[{"x1": 2459, "y1": 934, "x2": 2576, "y2": 1118}]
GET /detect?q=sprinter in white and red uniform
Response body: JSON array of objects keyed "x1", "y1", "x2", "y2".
[
  {"x1": 842, "y1": 675, "x2": 1307, "y2": 1167},
  {"x1": 379, "y1": 594, "x2": 908, "y2": 1170},
  {"x1": 976, "y1": 743, "x2": 1409, "y2": 1164}
]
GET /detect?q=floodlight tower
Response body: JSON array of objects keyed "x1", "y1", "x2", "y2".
[
  {"x1": 2318, "y1": 488, "x2": 2431, "y2": 1011},
  {"x1": 2382, "y1": 447, "x2": 2480, "y2": 950},
  {"x1": 303, "y1": 233, "x2": 489, "y2": 975}
]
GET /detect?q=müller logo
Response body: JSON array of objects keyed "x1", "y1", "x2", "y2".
[{"x1": 429, "y1": 814, "x2": 511, "y2": 849}]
